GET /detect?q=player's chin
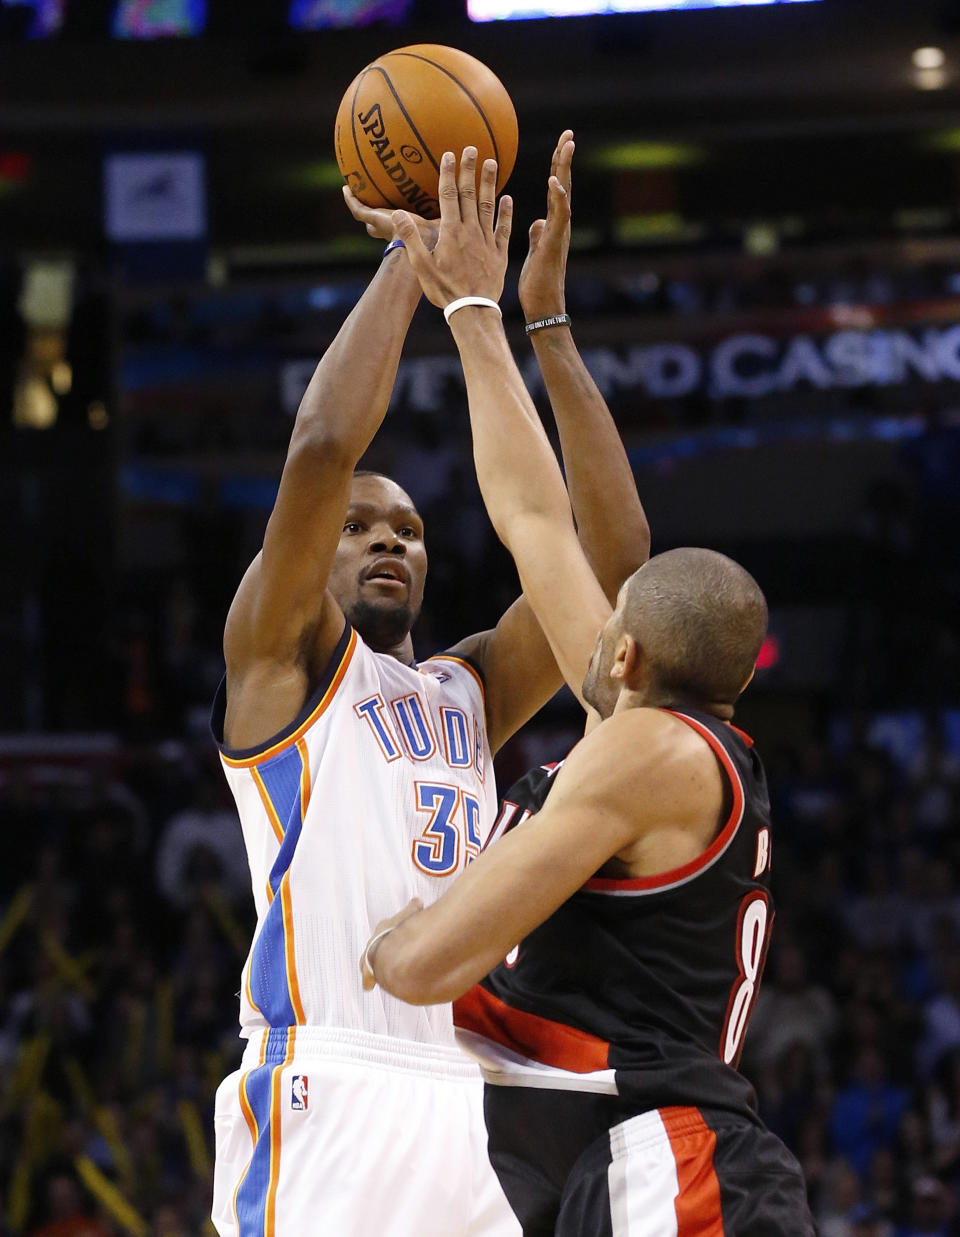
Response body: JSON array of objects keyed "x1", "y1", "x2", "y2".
[{"x1": 348, "y1": 597, "x2": 416, "y2": 646}]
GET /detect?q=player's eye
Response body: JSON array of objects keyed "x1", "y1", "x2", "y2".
[
  {"x1": 399, "y1": 526, "x2": 417, "y2": 538},
  {"x1": 343, "y1": 521, "x2": 363, "y2": 534}
]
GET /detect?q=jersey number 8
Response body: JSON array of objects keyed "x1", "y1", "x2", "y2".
[{"x1": 721, "y1": 891, "x2": 772, "y2": 1067}]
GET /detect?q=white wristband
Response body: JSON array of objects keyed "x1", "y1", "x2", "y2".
[
  {"x1": 360, "y1": 924, "x2": 399, "y2": 982},
  {"x1": 443, "y1": 296, "x2": 502, "y2": 323}
]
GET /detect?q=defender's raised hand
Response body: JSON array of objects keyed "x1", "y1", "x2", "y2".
[
  {"x1": 391, "y1": 147, "x2": 513, "y2": 311},
  {"x1": 519, "y1": 130, "x2": 574, "y2": 322}
]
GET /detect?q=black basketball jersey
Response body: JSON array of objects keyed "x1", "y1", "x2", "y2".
[{"x1": 453, "y1": 708, "x2": 774, "y2": 1120}]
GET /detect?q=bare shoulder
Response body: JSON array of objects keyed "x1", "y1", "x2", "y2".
[
  {"x1": 221, "y1": 552, "x2": 346, "y2": 751},
  {"x1": 550, "y1": 707, "x2": 724, "y2": 814},
  {"x1": 547, "y1": 707, "x2": 728, "y2": 874}
]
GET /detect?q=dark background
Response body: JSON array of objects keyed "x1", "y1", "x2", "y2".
[{"x1": 3, "y1": 3, "x2": 960, "y2": 1235}]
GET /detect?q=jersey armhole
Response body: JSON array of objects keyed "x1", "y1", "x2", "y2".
[
  {"x1": 212, "y1": 621, "x2": 357, "y2": 767},
  {"x1": 419, "y1": 650, "x2": 486, "y2": 706},
  {"x1": 583, "y1": 711, "x2": 746, "y2": 896}
]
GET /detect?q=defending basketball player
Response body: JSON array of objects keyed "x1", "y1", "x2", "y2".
[
  {"x1": 209, "y1": 135, "x2": 649, "y2": 1237},
  {"x1": 363, "y1": 149, "x2": 816, "y2": 1235}
]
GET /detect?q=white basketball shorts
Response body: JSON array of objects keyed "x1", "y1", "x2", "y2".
[{"x1": 212, "y1": 1026, "x2": 520, "y2": 1237}]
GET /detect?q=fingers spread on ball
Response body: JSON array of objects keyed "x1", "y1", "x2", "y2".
[
  {"x1": 438, "y1": 151, "x2": 460, "y2": 224},
  {"x1": 478, "y1": 158, "x2": 498, "y2": 233},
  {"x1": 457, "y1": 147, "x2": 479, "y2": 222},
  {"x1": 495, "y1": 195, "x2": 514, "y2": 249}
]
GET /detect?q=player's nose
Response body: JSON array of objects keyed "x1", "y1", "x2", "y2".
[{"x1": 368, "y1": 526, "x2": 406, "y2": 554}]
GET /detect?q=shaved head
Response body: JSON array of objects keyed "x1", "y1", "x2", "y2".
[{"x1": 584, "y1": 548, "x2": 768, "y2": 716}]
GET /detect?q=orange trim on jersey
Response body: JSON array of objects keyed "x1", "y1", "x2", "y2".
[
  {"x1": 279, "y1": 874, "x2": 306, "y2": 1024},
  {"x1": 251, "y1": 767, "x2": 285, "y2": 845},
  {"x1": 661, "y1": 1107, "x2": 724, "y2": 1236},
  {"x1": 231, "y1": 1036, "x2": 268, "y2": 1231},
  {"x1": 265, "y1": 877, "x2": 274, "y2": 906},
  {"x1": 245, "y1": 956, "x2": 263, "y2": 1015},
  {"x1": 421, "y1": 654, "x2": 485, "y2": 703},
  {"x1": 295, "y1": 737, "x2": 311, "y2": 819},
  {"x1": 453, "y1": 984, "x2": 609, "y2": 1073},
  {"x1": 221, "y1": 628, "x2": 359, "y2": 768},
  {"x1": 265, "y1": 1028, "x2": 296, "y2": 1237},
  {"x1": 584, "y1": 710, "x2": 745, "y2": 894}
]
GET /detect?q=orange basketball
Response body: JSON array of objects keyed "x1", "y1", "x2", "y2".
[{"x1": 334, "y1": 44, "x2": 518, "y2": 221}]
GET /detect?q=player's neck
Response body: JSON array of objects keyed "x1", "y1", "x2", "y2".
[
  {"x1": 614, "y1": 686, "x2": 734, "y2": 722},
  {"x1": 370, "y1": 633, "x2": 416, "y2": 666}
]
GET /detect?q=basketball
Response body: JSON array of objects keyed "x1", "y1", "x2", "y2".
[{"x1": 334, "y1": 44, "x2": 518, "y2": 221}]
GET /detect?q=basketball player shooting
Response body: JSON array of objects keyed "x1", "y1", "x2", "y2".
[
  {"x1": 363, "y1": 148, "x2": 817, "y2": 1236},
  {"x1": 209, "y1": 134, "x2": 649, "y2": 1236}
]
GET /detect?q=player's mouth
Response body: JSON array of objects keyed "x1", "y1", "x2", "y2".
[{"x1": 362, "y1": 558, "x2": 410, "y2": 591}]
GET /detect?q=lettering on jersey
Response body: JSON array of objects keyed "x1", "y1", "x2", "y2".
[
  {"x1": 474, "y1": 718, "x2": 485, "y2": 782},
  {"x1": 291, "y1": 1075, "x2": 308, "y2": 1111},
  {"x1": 484, "y1": 800, "x2": 532, "y2": 851},
  {"x1": 541, "y1": 761, "x2": 565, "y2": 777},
  {"x1": 392, "y1": 693, "x2": 438, "y2": 761},
  {"x1": 412, "y1": 782, "x2": 461, "y2": 875},
  {"x1": 753, "y1": 827, "x2": 771, "y2": 878},
  {"x1": 354, "y1": 695, "x2": 402, "y2": 762},
  {"x1": 504, "y1": 945, "x2": 520, "y2": 968},
  {"x1": 441, "y1": 707, "x2": 471, "y2": 768},
  {"x1": 721, "y1": 890, "x2": 772, "y2": 1067}
]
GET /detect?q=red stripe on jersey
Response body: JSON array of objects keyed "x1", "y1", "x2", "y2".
[
  {"x1": 728, "y1": 724, "x2": 754, "y2": 748},
  {"x1": 584, "y1": 710, "x2": 745, "y2": 893},
  {"x1": 661, "y1": 1107, "x2": 724, "y2": 1236},
  {"x1": 453, "y1": 985, "x2": 610, "y2": 1074}
]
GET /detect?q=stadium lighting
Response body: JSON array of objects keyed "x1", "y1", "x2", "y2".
[{"x1": 912, "y1": 47, "x2": 946, "y2": 70}]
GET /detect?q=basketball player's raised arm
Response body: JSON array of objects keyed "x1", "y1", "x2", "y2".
[
  {"x1": 223, "y1": 226, "x2": 426, "y2": 744},
  {"x1": 449, "y1": 135, "x2": 649, "y2": 745},
  {"x1": 394, "y1": 151, "x2": 613, "y2": 712},
  {"x1": 520, "y1": 133, "x2": 649, "y2": 603},
  {"x1": 362, "y1": 709, "x2": 723, "y2": 1004}
]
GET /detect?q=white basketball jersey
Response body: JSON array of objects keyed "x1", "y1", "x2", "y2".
[{"x1": 212, "y1": 623, "x2": 496, "y2": 1048}]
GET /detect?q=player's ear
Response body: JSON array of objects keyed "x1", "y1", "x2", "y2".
[
  {"x1": 610, "y1": 634, "x2": 638, "y2": 682},
  {"x1": 621, "y1": 634, "x2": 643, "y2": 684}
]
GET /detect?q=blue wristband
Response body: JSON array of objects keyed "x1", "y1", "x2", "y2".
[{"x1": 383, "y1": 238, "x2": 406, "y2": 258}]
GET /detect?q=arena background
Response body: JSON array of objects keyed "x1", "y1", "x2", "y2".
[{"x1": 3, "y1": 1, "x2": 960, "y2": 1233}]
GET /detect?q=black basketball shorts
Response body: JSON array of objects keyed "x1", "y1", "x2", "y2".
[{"x1": 484, "y1": 1087, "x2": 814, "y2": 1237}]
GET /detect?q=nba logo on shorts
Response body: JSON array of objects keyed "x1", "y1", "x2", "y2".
[{"x1": 291, "y1": 1075, "x2": 308, "y2": 1111}]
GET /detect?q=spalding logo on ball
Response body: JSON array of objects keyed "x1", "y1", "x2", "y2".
[{"x1": 334, "y1": 44, "x2": 519, "y2": 220}]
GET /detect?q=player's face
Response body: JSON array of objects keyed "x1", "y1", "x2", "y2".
[
  {"x1": 582, "y1": 607, "x2": 623, "y2": 720},
  {"x1": 328, "y1": 474, "x2": 427, "y2": 650}
]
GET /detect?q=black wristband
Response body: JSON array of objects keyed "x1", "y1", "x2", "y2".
[{"x1": 524, "y1": 313, "x2": 572, "y2": 335}]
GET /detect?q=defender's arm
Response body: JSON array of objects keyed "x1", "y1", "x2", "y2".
[{"x1": 362, "y1": 709, "x2": 723, "y2": 1005}]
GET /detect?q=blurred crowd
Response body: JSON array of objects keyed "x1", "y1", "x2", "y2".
[{"x1": 1, "y1": 706, "x2": 960, "y2": 1235}]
